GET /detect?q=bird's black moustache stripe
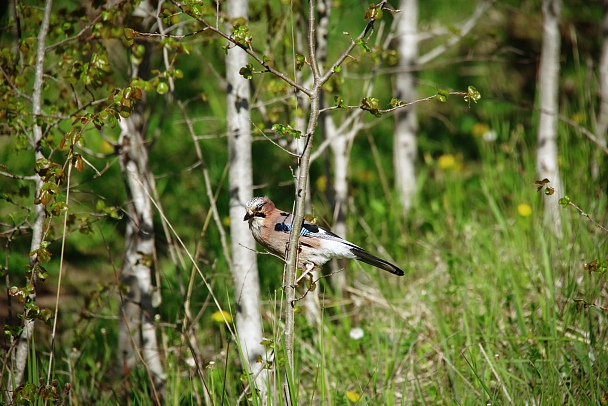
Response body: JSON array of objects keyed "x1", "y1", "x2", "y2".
[{"x1": 255, "y1": 212, "x2": 266, "y2": 218}]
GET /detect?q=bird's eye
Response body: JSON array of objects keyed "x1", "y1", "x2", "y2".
[{"x1": 256, "y1": 204, "x2": 264, "y2": 211}]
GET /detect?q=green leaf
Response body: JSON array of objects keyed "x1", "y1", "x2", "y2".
[
  {"x1": 436, "y1": 88, "x2": 449, "y2": 103},
  {"x1": 354, "y1": 38, "x2": 371, "y2": 53},
  {"x1": 334, "y1": 95, "x2": 345, "y2": 108},
  {"x1": 464, "y1": 85, "x2": 481, "y2": 107},
  {"x1": 360, "y1": 97, "x2": 382, "y2": 117},
  {"x1": 239, "y1": 63, "x2": 254, "y2": 80},
  {"x1": 231, "y1": 23, "x2": 252, "y2": 46},
  {"x1": 295, "y1": 54, "x2": 306, "y2": 70},
  {"x1": 156, "y1": 82, "x2": 169, "y2": 95},
  {"x1": 365, "y1": 4, "x2": 383, "y2": 20},
  {"x1": 272, "y1": 123, "x2": 301, "y2": 139}
]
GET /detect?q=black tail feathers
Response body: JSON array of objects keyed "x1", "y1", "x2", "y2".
[{"x1": 352, "y1": 248, "x2": 404, "y2": 276}]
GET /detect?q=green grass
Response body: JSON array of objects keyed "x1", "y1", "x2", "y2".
[
  {"x1": 2, "y1": 0, "x2": 608, "y2": 404},
  {"x1": 5, "y1": 115, "x2": 605, "y2": 405}
]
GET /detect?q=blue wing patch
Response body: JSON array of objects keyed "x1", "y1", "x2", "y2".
[
  {"x1": 275, "y1": 223, "x2": 291, "y2": 232},
  {"x1": 274, "y1": 221, "x2": 317, "y2": 237}
]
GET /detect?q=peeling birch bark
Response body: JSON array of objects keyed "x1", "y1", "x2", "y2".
[
  {"x1": 226, "y1": 0, "x2": 270, "y2": 400},
  {"x1": 117, "y1": 112, "x2": 166, "y2": 401},
  {"x1": 10, "y1": 0, "x2": 53, "y2": 392},
  {"x1": 594, "y1": 0, "x2": 608, "y2": 178},
  {"x1": 536, "y1": 0, "x2": 563, "y2": 238},
  {"x1": 394, "y1": 0, "x2": 419, "y2": 215}
]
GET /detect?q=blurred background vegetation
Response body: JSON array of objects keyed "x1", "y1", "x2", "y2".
[{"x1": 1, "y1": 0, "x2": 607, "y2": 404}]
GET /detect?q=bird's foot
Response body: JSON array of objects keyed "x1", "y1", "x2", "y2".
[{"x1": 295, "y1": 263, "x2": 315, "y2": 285}]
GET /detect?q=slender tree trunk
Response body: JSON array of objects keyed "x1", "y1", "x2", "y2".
[
  {"x1": 10, "y1": 0, "x2": 53, "y2": 391},
  {"x1": 313, "y1": 0, "x2": 349, "y2": 298},
  {"x1": 225, "y1": 0, "x2": 269, "y2": 399},
  {"x1": 328, "y1": 117, "x2": 350, "y2": 296},
  {"x1": 536, "y1": 0, "x2": 563, "y2": 237},
  {"x1": 116, "y1": 7, "x2": 166, "y2": 390},
  {"x1": 394, "y1": 0, "x2": 419, "y2": 215},
  {"x1": 117, "y1": 109, "x2": 166, "y2": 401},
  {"x1": 594, "y1": 0, "x2": 608, "y2": 179}
]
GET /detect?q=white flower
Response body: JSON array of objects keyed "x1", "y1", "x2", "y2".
[
  {"x1": 482, "y1": 130, "x2": 497, "y2": 142},
  {"x1": 349, "y1": 327, "x2": 364, "y2": 340}
]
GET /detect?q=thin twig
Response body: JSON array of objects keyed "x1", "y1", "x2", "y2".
[
  {"x1": 250, "y1": 121, "x2": 300, "y2": 157},
  {"x1": 0, "y1": 170, "x2": 38, "y2": 181},
  {"x1": 47, "y1": 160, "x2": 73, "y2": 384},
  {"x1": 478, "y1": 343, "x2": 512, "y2": 403},
  {"x1": 564, "y1": 201, "x2": 608, "y2": 233},
  {"x1": 45, "y1": 14, "x2": 102, "y2": 51},
  {"x1": 0, "y1": 65, "x2": 32, "y2": 101},
  {"x1": 292, "y1": 267, "x2": 345, "y2": 303},
  {"x1": 177, "y1": 99, "x2": 233, "y2": 270},
  {"x1": 418, "y1": 0, "x2": 496, "y2": 66}
]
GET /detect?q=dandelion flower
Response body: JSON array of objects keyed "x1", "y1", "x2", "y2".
[
  {"x1": 211, "y1": 310, "x2": 232, "y2": 323},
  {"x1": 346, "y1": 391, "x2": 361, "y2": 403},
  {"x1": 437, "y1": 154, "x2": 456, "y2": 171},
  {"x1": 517, "y1": 203, "x2": 532, "y2": 217}
]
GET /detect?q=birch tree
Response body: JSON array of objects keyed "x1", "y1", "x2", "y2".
[
  {"x1": 394, "y1": 0, "x2": 419, "y2": 215},
  {"x1": 117, "y1": 112, "x2": 166, "y2": 401},
  {"x1": 8, "y1": 0, "x2": 54, "y2": 392},
  {"x1": 536, "y1": 0, "x2": 563, "y2": 237},
  {"x1": 594, "y1": 0, "x2": 608, "y2": 178},
  {"x1": 115, "y1": 2, "x2": 166, "y2": 401},
  {"x1": 2, "y1": 0, "x2": 167, "y2": 398},
  {"x1": 225, "y1": 0, "x2": 269, "y2": 397},
  {"x1": 393, "y1": 0, "x2": 493, "y2": 213}
]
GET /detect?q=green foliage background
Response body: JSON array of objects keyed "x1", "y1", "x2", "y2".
[{"x1": 1, "y1": 0, "x2": 607, "y2": 404}]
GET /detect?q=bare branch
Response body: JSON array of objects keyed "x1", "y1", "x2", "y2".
[
  {"x1": 0, "y1": 65, "x2": 32, "y2": 101},
  {"x1": 0, "y1": 170, "x2": 38, "y2": 181},
  {"x1": 250, "y1": 121, "x2": 300, "y2": 157},
  {"x1": 418, "y1": 0, "x2": 495, "y2": 66},
  {"x1": 45, "y1": 14, "x2": 103, "y2": 52}
]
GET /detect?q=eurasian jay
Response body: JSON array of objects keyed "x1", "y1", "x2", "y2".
[{"x1": 243, "y1": 196, "x2": 404, "y2": 277}]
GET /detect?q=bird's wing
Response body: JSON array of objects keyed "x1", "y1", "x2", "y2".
[
  {"x1": 273, "y1": 213, "x2": 361, "y2": 248},
  {"x1": 272, "y1": 210, "x2": 404, "y2": 276}
]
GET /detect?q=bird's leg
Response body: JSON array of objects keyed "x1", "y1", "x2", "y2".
[
  {"x1": 295, "y1": 262, "x2": 315, "y2": 285},
  {"x1": 292, "y1": 269, "x2": 320, "y2": 307}
]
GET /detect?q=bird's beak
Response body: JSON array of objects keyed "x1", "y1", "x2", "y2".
[{"x1": 244, "y1": 212, "x2": 253, "y2": 221}]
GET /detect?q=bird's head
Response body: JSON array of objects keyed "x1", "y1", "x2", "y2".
[{"x1": 243, "y1": 196, "x2": 274, "y2": 222}]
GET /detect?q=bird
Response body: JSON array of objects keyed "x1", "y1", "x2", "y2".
[{"x1": 243, "y1": 196, "x2": 404, "y2": 278}]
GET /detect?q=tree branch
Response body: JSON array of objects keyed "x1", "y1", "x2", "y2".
[
  {"x1": 11, "y1": 0, "x2": 54, "y2": 391},
  {"x1": 418, "y1": 0, "x2": 495, "y2": 66}
]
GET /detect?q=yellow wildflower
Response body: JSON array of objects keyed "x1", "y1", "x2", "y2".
[
  {"x1": 517, "y1": 203, "x2": 532, "y2": 217},
  {"x1": 345, "y1": 391, "x2": 361, "y2": 403},
  {"x1": 211, "y1": 310, "x2": 232, "y2": 324},
  {"x1": 437, "y1": 154, "x2": 456, "y2": 171}
]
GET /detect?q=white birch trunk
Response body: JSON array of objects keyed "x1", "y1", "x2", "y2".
[
  {"x1": 536, "y1": 0, "x2": 563, "y2": 237},
  {"x1": 226, "y1": 0, "x2": 269, "y2": 398},
  {"x1": 10, "y1": 0, "x2": 53, "y2": 391},
  {"x1": 394, "y1": 0, "x2": 419, "y2": 214},
  {"x1": 594, "y1": 0, "x2": 608, "y2": 178},
  {"x1": 327, "y1": 117, "x2": 349, "y2": 296},
  {"x1": 114, "y1": 2, "x2": 165, "y2": 399},
  {"x1": 117, "y1": 112, "x2": 166, "y2": 401}
]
